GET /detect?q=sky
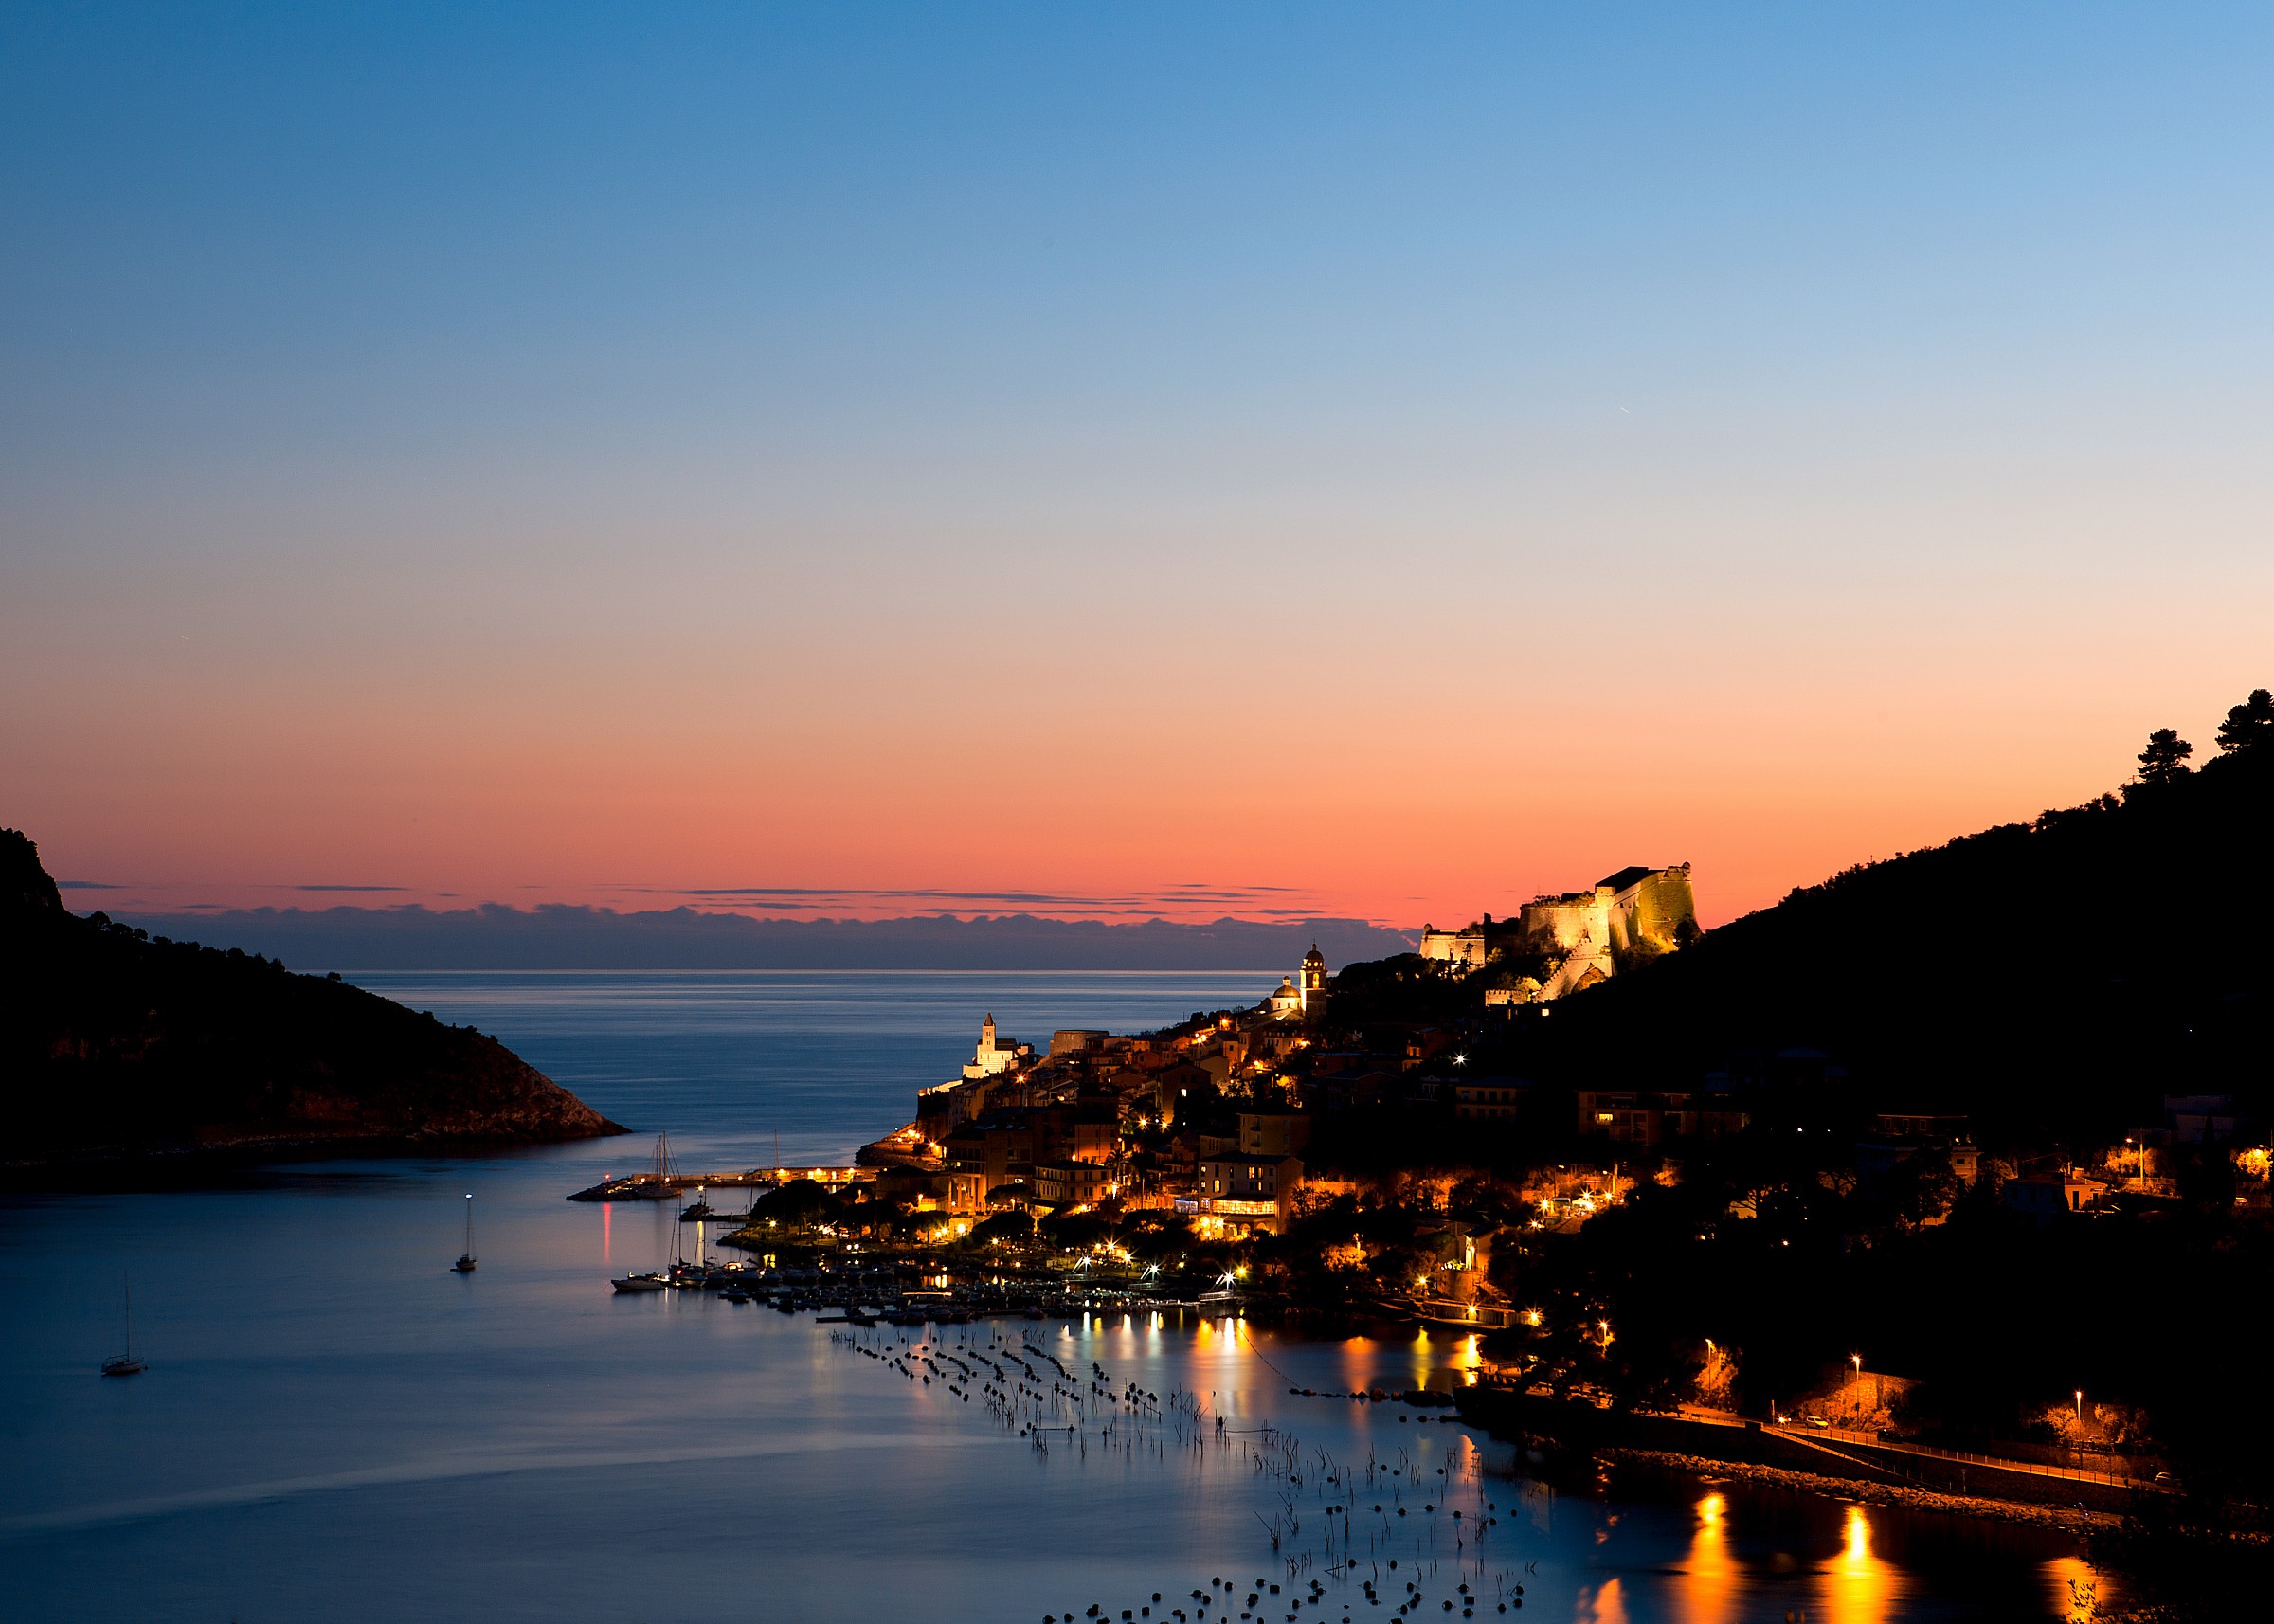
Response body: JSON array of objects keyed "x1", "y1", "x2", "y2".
[{"x1": 4, "y1": 3, "x2": 2271, "y2": 929}]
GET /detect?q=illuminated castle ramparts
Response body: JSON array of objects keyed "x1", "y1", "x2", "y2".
[{"x1": 1419, "y1": 863, "x2": 1698, "y2": 1001}]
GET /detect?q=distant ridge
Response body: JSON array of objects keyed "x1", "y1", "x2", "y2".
[{"x1": 109, "y1": 904, "x2": 1417, "y2": 974}]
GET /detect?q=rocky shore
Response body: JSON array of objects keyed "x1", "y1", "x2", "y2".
[{"x1": 1604, "y1": 1447, "x2": 2121, "y2": 1534}]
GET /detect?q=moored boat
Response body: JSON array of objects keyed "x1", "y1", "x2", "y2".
[
  {"x1": 101, "y1": 1272, "x2": 146, "y2": 1377},
  {"x1": 452, "y1": 1193, "x2": 478, "y2": 1273}
]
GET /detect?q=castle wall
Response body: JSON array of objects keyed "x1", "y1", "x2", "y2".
[
  {"x1": 1521, "y1": 890, "x2": 1612, "y2": 955},
  {"x1": 1418, "y1": 926, "x2": 1489, "y2": 966},
  {"x1": 1626, "y1": 864, "x2": 1697, "y2": 951}
]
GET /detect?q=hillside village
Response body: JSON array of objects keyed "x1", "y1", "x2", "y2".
[
  {"x1": 850, "y1": 829, "x2": 2267, "y2": 1281},
  {"x1": 857, "y1": 864, "x2": 1709, "y2": 1248},
  {"x1": 698, "y1": 694, "x2": 2274, "y2": 1565}
]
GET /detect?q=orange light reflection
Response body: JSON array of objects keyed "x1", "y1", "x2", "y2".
[
  {"x1": 1815, "y1": 1503, "x2": 1899, "y2": 1624},
  {"x1": 1573, "y1": 1577, "x2": 1629, "y2": 1624},
  {"x1": 1678, "y1": 1491, "x2": 1737, "y2": 1624}
]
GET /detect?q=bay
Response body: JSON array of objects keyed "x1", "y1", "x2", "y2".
[{"x1": 1, "y1": 971, "x2": 2103, "y2": 1621}]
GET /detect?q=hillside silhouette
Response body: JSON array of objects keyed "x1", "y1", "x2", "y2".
[
  {"x1": 1516, "y1": 695, "x2": 2274, "y2": 1143},
  {"x1": 1, "y1": 830, "x2": 621, "y2": 1171}
]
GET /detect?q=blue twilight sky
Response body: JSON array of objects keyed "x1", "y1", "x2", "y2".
[{"x1": 3, "y1": 3, "x2": 2271, "y2": 927}]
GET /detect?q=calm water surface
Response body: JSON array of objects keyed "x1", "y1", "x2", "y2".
[{"x1": 2, "y1": 972, "x2": 2102, "y2": 1622}]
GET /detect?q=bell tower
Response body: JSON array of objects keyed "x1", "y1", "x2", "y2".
[{"x1": 1299, "y1": 945, "x2": 1326, "y2": 1012}]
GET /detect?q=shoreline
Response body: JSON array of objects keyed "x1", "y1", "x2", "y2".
[{"x1": 1603, "y1": 1447, "x2": 2120, "y2": 1534}]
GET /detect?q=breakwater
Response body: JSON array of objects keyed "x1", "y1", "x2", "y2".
[{"x1": 1453, "y1": 1383, "x2": 2161, "y2": 1520}]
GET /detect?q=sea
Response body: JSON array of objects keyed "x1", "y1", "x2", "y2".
[{"x1": 0, "y1": 971, "x2": 2105, "y2": 1622}]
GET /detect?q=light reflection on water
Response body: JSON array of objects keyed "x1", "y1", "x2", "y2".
[
  {"x1": 1576, "y1": 1575, "x2": 1631, "y2": 1623},
  {"x1": 1820, "y1": 1503, "x2": 1902, "y2": 1623},
  {"x1": 1, "y1": 973, "x2": 2109, "y2": 1622},
  {"x1": 2044, "y1": 1554, "x2": 2100, "y2": 1622},
  {"x1": 1684, "y1": 1493, "x2": 1739, "y2": 1624}
]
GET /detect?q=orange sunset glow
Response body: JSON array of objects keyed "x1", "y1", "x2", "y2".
[{"x1": 7, "y1": 590, "x2": 2257, "y2": 929}]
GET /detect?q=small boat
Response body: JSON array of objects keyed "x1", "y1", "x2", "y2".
[
  {"x1": 101, "y1": 1272, "x2": 146, "y2": 1377},
  {"x1": 612, "y1": 1273, "x2": 669, "y2": 1293},
  {"x1": 453, "y1": 1193, "x2": 478, "y2": 1273}
]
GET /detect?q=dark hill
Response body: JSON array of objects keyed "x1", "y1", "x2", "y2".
[
  {"x1": 1520, "y1": 734, "x2": 2274, "y2": 1143},
  {"x1": 0, "y1": 830, "x2": 623, "y2": 1171}
]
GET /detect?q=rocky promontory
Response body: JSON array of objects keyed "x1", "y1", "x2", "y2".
[{"x1": 0, "y1": 829, "x2": 623, "y2": 1174}]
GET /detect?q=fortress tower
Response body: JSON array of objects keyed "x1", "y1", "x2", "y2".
[{"x1": 1521, "y1": 863, "x2": 1697, "y2": 999}]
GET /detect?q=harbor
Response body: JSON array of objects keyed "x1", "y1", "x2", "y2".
[{"x1": 8, "y1": 969, "x2": 2116, "y2": 1622}]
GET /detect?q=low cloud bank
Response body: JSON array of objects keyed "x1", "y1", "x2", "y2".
[{"x1": 107, "y1": 903, "x2": 1415, "y2": 974}]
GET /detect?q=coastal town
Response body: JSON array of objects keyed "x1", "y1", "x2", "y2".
[
  {"x1": 570, "y1": 810, "x2": 2274, "y2": 1534},
  {"x1": 17, "y1": 7, "x2": 2274, "y2": 1613}
]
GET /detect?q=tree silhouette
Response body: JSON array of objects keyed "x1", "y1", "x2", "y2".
[
  {"x1": 2214, "y1": 688, "x2": 2274, "y2": 755},
  {"x1": 2136, "y1": 728, "x2": 2193, "y2": 785},
  {"x1": 752, "y1": 1178, "x2": 840, "y2": 1231}
]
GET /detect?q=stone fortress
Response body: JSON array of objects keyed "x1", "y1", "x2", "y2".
[{"x1": 1418, "y1": 862, "x2": 1698, "y2": 1001}]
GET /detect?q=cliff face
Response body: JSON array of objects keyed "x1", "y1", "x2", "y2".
[{"x1": 0, "y1": 830, "x2": 623, "y2": 1168}]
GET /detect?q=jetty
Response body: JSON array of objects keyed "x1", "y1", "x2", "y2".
[
  {"x1": 605, "y1": 1254, "x2": 1240, "y2": 1324},
  {"x1": 567, "y1": 1133, "x2": 875, "y2": 1201}
]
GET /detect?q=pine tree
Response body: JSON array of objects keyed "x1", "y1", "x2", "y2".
[
  {"x1": 2214, "y1": 688, "x2": 2274, "y2": 755},
  {"x1": 2136, "y1": 728, "x2": 2193, "y2": 785}
]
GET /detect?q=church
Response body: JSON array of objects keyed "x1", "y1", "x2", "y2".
[
  {"x1": 960, "y1": 1014, "x2": 1033, "y2": 1080},
  {"x1": 1266, "y1": 945, "x2": 1329, "y2": 1020}
]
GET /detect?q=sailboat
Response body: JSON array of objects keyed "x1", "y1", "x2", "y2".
[
  {"x1": 453, "y1": 1193, "x2": 478, "y2": 1272},
  {"x1": 101, "y1": 1272, "x2": 146, "y2": 1377},
  {"x1": 617, "y1": 1194, "x2": 686, "y2": 1292}
]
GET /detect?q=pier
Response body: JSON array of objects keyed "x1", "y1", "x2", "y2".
[
  {"x1": 568, "y1": 1165, "x2": 873, "y2": 1201},
  {"x1": 566, "y1": 1132, "x2": 874, "y2": 1201}
]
